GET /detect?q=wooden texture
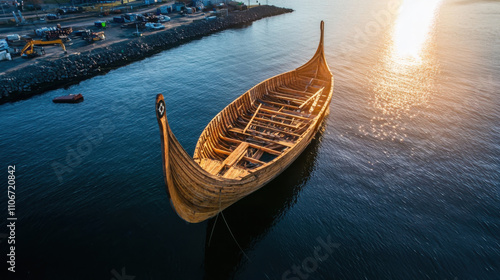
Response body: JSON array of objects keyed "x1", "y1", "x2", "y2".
[{"x1": 156, "y1": 21, "x2": 334, "y2": 223}]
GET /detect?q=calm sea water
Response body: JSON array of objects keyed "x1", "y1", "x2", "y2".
[{"x1": 1, "y1": 0, "x2": 499, "y2": 279}]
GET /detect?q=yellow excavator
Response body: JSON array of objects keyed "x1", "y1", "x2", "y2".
[
  {"x1": 82, "y1": 30, "x2": 105, "y2": 43},
  {"x1": 20, "y1": 39, "x2": 67, "y2": 58}
]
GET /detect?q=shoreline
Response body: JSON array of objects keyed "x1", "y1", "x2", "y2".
[{"x1": 0, "y1": 5, "x2": 292, "y2": 104}]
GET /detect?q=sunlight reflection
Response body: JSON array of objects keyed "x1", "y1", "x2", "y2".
[
  {"x1": 393, "y1": 0, "x2": 443, "y2": 63},
  {"x1": 360, "y1": 0, "x2": 442, "y2": 142}
]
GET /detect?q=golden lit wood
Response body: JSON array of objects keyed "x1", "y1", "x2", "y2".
[
  {"x1": 156, "y1": 21, "x2": 334, "y2": 223},
  {"x1": 299, "y1": 87, "x2": 324, "y2": 109},
  {"x1": 243, "y1": 104, "x2": 262, "y2": 133}
]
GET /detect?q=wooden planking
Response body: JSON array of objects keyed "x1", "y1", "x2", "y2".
[
  {"x1": 277, "y1": 86, "x2": 315, "y2": 97},
  {"x1": 252, "y1": 149, "x2": 264, "y2": 160},
  {"x1": 229, "y1": 127, "x2": 295, "y2": 148},
  {"x1": 222, "y1": 166, "x2": 249, "y2": 179},
  {"x1": 222, "y1": 142, "x2": 249, "y2": 167},
  {"x1": 243, "y1": 103, "x2": 261, "y2": 134},
  {"x1": 255, "y1": 110, "x2": 301, "y2": 124},
  {"x1": 211, "y1": 142, "x2": 248, "y2": 175},
  {"x1": 238, "y1": 116, "x2": 302, "y2": 137},
  {"x1": 200, "y1": 154, "x2": 250, "y2": 179},
  {"x1": 213, "y1": 147, "x2": 265, "y2": 165},
  {"x1": 255, "y1": 116, "x2": 304, "y2": 130},
  {"x1": 220, "y1": 136, "x2": 282, "y2": 156},
  {"x1": 276, "y1": 85, "x2": 313, "y2": 97},
  {"x1": 260, "y1": 98, "x2": 301, "y2": 110},
  {"x1": 299, "y1": 87, "x2": 324, "y2": 109},
  {"x1": 261, "y1": 104, "x2": 316, "y2": 119},
  {"x1": 245, "y1": 120, "x2": 302, "y2": 138},
  {"x1": 199, "y1": 158, "x2": 224, "y2": 175},
  {"x1": 297, "y1": 75, "x2": 328, "y2": 84},
  {"x1": 268, "y1": 90, "x2": 308, "y2": 103},
  {"x1": 260, "y1": 107, "x2": 312, "y2": 121},
  {"x1": 236, "y1": 122, "x2": 299, "y2": 141}
]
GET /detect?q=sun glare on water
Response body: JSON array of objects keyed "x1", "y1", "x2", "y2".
[
  {"x1": 393, "y1": 0, "x2": 443, "y2": 63},
  {"x1": 361, "y1": 0, "x2": 443, "y2": 142}
]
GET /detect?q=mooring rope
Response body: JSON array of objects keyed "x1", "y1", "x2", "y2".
[
  {"x1": 207, "y1": 212, "x2": 219, "y2": 247},
  {"x1": 209, "y1": 189, "x2": 251, "y2": 262},
  {"x1": 207, "y1": 191, "x2": 222, "y2": 247},
  {"x1": 221, "y1": 210, "x2": 251, "y2": 262}
]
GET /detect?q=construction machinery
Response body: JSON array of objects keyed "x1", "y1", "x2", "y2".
[
  {"x1": 20, "y1": 39, "x2": 67, "y2": 58},
  {"x1": 82, "y1": 31, "x2": 105, "y2": 43}
]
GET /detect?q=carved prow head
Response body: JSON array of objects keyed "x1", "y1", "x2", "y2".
[
  {"x1": 156, "y1": 94, "x2": 172, "y2": 189},
  {"x1": 156, "y1": 94, "x2": 167, "y2": 122}
]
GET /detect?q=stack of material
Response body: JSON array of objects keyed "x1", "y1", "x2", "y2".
[{"x1": 38, "y1": 26, "x2": 73, "y2": 40}]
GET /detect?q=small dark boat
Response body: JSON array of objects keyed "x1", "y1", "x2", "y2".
[{"x1": 52, "y1": 94, "x2": 84, "y2": 103}]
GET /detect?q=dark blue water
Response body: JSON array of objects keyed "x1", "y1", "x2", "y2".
[{"x1": 1, "y1": 0, "x2": 499, "y2": 279}]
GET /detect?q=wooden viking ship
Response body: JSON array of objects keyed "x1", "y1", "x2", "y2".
[{"x1": 156, "y1": 21, "x2": 334, "y2": 223}]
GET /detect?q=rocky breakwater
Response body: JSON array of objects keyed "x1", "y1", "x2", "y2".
[{"x1": 0, "y1": 5, "x2": 293, "y2": 104}]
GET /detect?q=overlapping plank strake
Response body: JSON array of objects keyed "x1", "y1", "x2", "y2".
[{"x1": 156, "y1": 21, "x2": 334, "y2": 223}]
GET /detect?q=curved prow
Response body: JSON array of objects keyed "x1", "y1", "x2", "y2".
[
  {"x1": 156, "y1": 94, "x2": 206, "y2": 191},
  {"x1": 315, "y1": 20, "x2": 325, "y2": 58},
  {"x1": 307, "y1": 20, "x2": 325, "y2": 61},
  {"x1": 156, "y1": 94, "x2": 230, "y2": 223},
  {"x1": 297, "y1": 20, "x2": 331, "y2": 79},
  {"x1": 156, "y1": 94, "x2": 173, "y2": 189}
]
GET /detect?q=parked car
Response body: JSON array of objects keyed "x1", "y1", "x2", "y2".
[
  {"x1": 158, "y1": 15, "x2": 170, "y2": 23},
  {"x1": 73, "y1": 29, "x2": 90, "y2": 37},
  {"x1": 145, "y1": 22, "x2": 165, "y2": 30},
  {"x1": 45, "y1": 14, "x2": 60, "y2": 20},
  {"x1": 113, "y1": 16, "x2": 125, "y2": 23},
  {"x1": 122, "y1": 14, "x2": 136, "y2": 22}
]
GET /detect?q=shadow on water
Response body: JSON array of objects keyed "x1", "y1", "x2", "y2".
[{"x1": 202, "y1": 123, "x2": 327, "y2": 280}]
